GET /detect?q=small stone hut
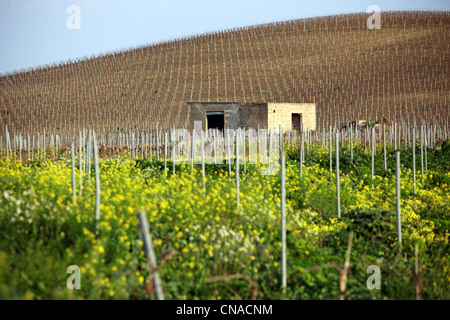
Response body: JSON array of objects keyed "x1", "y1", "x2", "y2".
[{"x1": 187, "y1": 102, "x2": 316, "y2": 131}]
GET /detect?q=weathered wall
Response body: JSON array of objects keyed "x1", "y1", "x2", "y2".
[
  {"x1": 267, "y1": 103, "x2": 316, "y2": 130},
  {"x1": 188, "y1": 102, "x2": 240, "y2": 130},
  {"x1": 238, "y1": 103, "x2": 268, "y2": 129}
]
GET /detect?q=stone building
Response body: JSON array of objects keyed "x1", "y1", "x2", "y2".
[{"x1": 187, "y1": 102, "x2": 316, "y2": 131}]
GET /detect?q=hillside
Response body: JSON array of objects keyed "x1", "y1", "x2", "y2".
[{"x1": 0, "y1": 11, "x2": 449, "y2": 136}]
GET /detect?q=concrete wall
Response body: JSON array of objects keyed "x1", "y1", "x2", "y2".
[
  {"x1": 267, "y1": 103, "x2": 316, "y2": 130},
  {"x1": 238, "y1": 103, "x2": 268, "y2": 129},
  {"x1": 188, "y1": 102, "x2": 240, "y2": 131}
]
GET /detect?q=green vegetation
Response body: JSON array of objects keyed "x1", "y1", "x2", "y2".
[{"x1": 0, "y1": 140, "x2": 449, "y2": 300}]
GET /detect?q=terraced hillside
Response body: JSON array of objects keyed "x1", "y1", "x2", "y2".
[{"x1": 0, "y1": 11, "x2": 449, "y2": 136}]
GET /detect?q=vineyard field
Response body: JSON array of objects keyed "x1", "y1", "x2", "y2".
[
  {"x1": 0, "y1": 138, "x2": 449, "y2": 299},
  {"x1": 0, "y1": 11, "x2": 449, "y2": 138}
]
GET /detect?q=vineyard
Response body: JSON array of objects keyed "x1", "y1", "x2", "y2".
[
  {"x1": 0, "y1": 10, "x2": 449, "y2": 301},
  {"x1": 0, "y1": 11, "x2": 449, "y2": 139},
  {"x1": 0, "y1": 127, "x2": 449, "y2": 299}
]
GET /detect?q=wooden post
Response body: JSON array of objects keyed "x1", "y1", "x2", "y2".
[
  {"x1": 137, "y1": 211, "x2": 165, "y2": 300},
  {"x1": 415, "y1": 244, "x2": 422, "y2": 300},
  {"x1": 339, "y1": 231, "x2": 354, "y2": 300}
]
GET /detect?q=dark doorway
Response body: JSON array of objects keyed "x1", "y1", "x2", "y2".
[
  {"x1": 207, "y1": 111, "x2": 225, "y2": 131},
  {"x1": 292, "y1": 113, "x2": 302, "y2": 132}
]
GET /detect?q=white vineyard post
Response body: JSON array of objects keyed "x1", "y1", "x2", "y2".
[
  {"x1": 300, "y1": 131, "x2": 304, "y2": 178},
  {"x1": 371, "y1": 127, "x2": 375, "y2": 187},
  {"x1": 157, "y1": 129, "x2": 160, "y2": 161},
  {"x1": 412, "y1": 127, "x2": 416, "y2": 194},
  {"x1": 243, "y1": 129, "x2": 246, "y2": 175},
  {"x1": 394, "y1": 122, "x2": 397, "y2": 150},
  {"x1": 268, "y1": 129, "x2": 272, "y2": 175},
  {"x1": 201, "y1": 130, "x2": 206, "y2": 198},
  {"x1": 79, "y1": 131, "x2": 83, "y2": 196},
  {"x1": 396, "y1": 150, "x2": 402, "y2": 244},
  {"x1": 350, "y1": 125, "x2": 353, "y2": 163},
  {"x1": 235, "y1": 133, "x2": 240, "y2": 215},
  {"x1": 420, "y1": 126, "x2": 424, "y2": 188},
  {"x1": 150, "y1": 131, "x2": 153, "y2": 162},
  {"x1": 191, "y1": 130, "x2": 195, "y2": 174},
  {"x1": 280, "y1": 149, "x2": 287, "y2": 289},
  {"x1": 19, "y1": 135, "x2": 22, "y2": 163},
  {"x1": 172, "y1": 129, "x2": 176, "y2": 174},
  {"x1": 43, "y1": 130, "x2": 46, "y2": 162},
  {"x1": 6, "y1": 126, "x2": 10, "y2": 159},
  {"x1": 93, "y1": 131, "x2": 100, "y2": 232},
  {"x1": 213, "y1": 130, "x2": 217, "y2": 165},
  {"x1": 227, "y1": 130, "x2": 231, "y2": 177},
  {"x1": 164, "y1": 131, "x2": 168, "y2": 173},
  {"x1": 424, "y1": 126, "x2": 428, "y2": 171},
  {"x1": 329, "y1": 126, "x2": 332, "y2": 173},
  {"x1": 70, "y1": 141, "x2": 76, "y2": 202},
  {"x1": 336, "y1": 131, "x2": 341, "y2": 218},
  {"x1": 27, "y1": 135, "x2": 31, "y2": 162},
  {"x1": 383, "y1": 123, "x2": 387, "y2": 170}
]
